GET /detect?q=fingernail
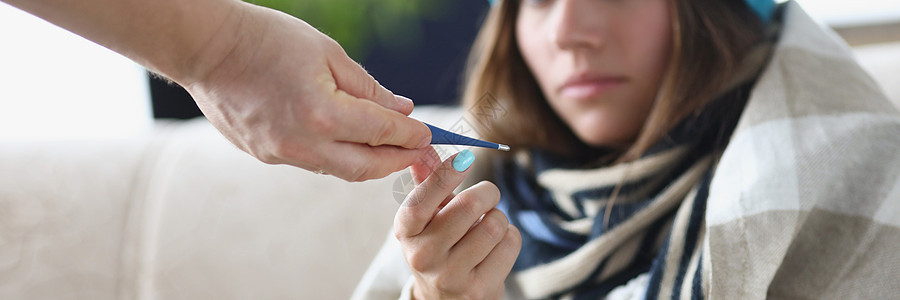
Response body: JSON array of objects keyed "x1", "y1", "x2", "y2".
[{"x1": 452, "y1": 149, "x2": 475, "y2": 172}]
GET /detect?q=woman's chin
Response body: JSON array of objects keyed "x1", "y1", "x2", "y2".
[
  {"x1": 559, "y1": 112, "x2": 642, "y2": 150},
  {"x1": 574, "y1": 129, "x2": 633, "y2": 150}
]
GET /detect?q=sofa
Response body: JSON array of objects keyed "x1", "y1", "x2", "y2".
[
  {"x1": 0, "y1": 106, "x2": 469, "y2": 299},
  {"x1": 1, "y1": 43, "x2": 898, "y2": 299}
]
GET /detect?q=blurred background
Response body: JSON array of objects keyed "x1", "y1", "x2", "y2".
[
  {"x1": 0, "y1": 0, "x2": 898, "y2": 140},
  {"x1": 149, "y1": 0, "x2": 489, "y2": 119}
]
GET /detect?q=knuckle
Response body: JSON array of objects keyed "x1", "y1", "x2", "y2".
[
  {"x1": 403, "y1": 242, "x2": 439, "y2": 272},
  {"x1": 321, "y1": 36, "x2": 341, "y2": 51},
  {"x1": 393, "y1": 204, "x2": 429, "y2": 236},
  {"x1": 307, "y1": 108, "x2": 336, "y2": 136},
  {"x1": 453, "y1": 191, "x2": 483, "y2": 217},
  {"x1": 504, "y1": 225, "x2": 523, "y2": 248},
  {"x1": 267, "y1": 140, "x2": 316, "y2": 168},
  {"x1": 392, "y1": 224, "x2": 405, "y2": 240},
  {"x1": 395, "y1": 211, "x2": 423, "y2": 234},
  {"x1": 455, "y1": 183, "x2": 498, "y2": 216},
  {"x1": 480, "y1": 213, "x2": 508, "y2": 242},
  {"x1": 367, "y1": 77, "x2": 381, "y2": 101},
  {"x1": 254, "y1": 149, "x2": 281, "y2": 165},
  {"x1": 432, "y1": 273, "x2": 460, "y2": 292},
  {"x1": 372, "y1": 119, "x2": 398, "y2": 146},
  {"x1": 268, "y1": 142, "x2": 291, "y2": 162},
  {"x1": 323, "y1": 38, "x2": 351, "y2": 59},
  {"x1": 259, "y1": 138, "x2": 293, "y2": 165},
  {"x1": 393, "y1": 210, "x2": 415, "y2": 238},
  {"x1": 495, "y1": 208, "x2": 511, "y2": 225},
  {"x1": 406, "y1": 252, "x2": 431, "y2": 272}
]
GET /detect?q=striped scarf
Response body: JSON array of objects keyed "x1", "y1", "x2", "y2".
[
  {"x1": 495, "y1": 58, "x2": 771, "y2": 299},
  {"x1": 496, "y1": 86, "x2": 749, "y2": 299}
]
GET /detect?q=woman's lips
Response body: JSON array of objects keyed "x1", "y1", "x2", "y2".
[{"x1": 559, "y1": 75, "x2": 627, "y2": 100}]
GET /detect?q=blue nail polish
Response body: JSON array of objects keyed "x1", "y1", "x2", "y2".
[{"x1": 453, "y1": 150, "x2": 475, "y2": 172}]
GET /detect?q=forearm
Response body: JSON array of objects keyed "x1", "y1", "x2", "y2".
[{"x1": 2, "y1": 0, "x2": 244, "y2": 85}]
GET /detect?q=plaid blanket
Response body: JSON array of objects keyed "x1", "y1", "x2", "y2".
[{"x1": 701, "y1": 2, "x2": 900, "y2": 299}]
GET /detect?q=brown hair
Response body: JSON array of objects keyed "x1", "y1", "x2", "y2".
[{"x1": 461, "y1": 0, "x2": 766, "y2": 162}]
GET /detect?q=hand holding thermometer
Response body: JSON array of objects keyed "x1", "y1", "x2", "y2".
[{"x1": 425, "y1": 123, "x2": 510, "y2": 151}]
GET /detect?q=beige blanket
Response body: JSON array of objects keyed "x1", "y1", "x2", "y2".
[{"x1": 704, "y1": 2, "x2": 900, "y2": 299}]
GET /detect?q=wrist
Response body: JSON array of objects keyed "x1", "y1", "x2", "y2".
[{"x1": 160, "y1": 0, "x2": 249, "y2": 87}]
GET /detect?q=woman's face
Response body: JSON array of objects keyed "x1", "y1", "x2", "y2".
[{"x1": 516, "y1": 0, "x2": 673, "y2": 147}]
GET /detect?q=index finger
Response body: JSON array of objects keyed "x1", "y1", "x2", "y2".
[
  {"x1": 394, "y1": 150, "x2": 476, "y2": 238},
  {"x1": 327, "y1": 46, "x2": 414, "y2": 115}
]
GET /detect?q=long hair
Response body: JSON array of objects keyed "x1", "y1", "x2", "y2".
[{"x1": 461, "y1": 0, "x2": 765, "y2": 162}]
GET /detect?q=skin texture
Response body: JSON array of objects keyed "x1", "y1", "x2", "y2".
[
  {"x1": 395, "y1": 148, "x2": 522, "y2": 299},
  {"x1": 2, "y1": 0, "x2": 432, "y2": 181},
  {"x1": 516, "y1": 0, "x2": 673, "y2": 147}
]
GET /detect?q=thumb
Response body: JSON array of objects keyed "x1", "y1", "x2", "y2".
[{"x1": 328, "y1": 49, "x2": 414, "y2": 115}]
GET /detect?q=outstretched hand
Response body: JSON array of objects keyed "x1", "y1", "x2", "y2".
[
  {"x1": 184, "y1": 3, "x2": 432, "y2": 181},
  {"x1": 2, "y1": 0, "x2": 432, "y2": 181}
]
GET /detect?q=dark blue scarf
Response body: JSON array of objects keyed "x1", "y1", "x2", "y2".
[{"x1": 496, "y1": 82, "x2": 753, "y2": 299}]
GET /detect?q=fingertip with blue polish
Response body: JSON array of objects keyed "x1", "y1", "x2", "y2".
[{"x1": 453, "y1": 150, "x2": 475, "y2": 172}]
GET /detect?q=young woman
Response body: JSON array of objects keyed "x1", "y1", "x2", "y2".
[{"x1": 355, "y1": 0, "x2": 900, "y2": 299}]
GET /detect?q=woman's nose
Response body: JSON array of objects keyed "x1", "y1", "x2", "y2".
[{"x1": 550, "y1": 0, "x2": 605, "y2": 50}]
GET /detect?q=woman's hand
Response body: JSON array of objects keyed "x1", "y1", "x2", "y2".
[
  {"x1": 394, "y1": 149, "x2": 522, "y2": 299},
  {"x1": 184, "y1": 2, "x2": 431, "y2": 181}
]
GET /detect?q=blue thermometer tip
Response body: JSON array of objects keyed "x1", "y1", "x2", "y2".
[{"x1": 425, "y1": 123, "x2": 510, "y2": 151}]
